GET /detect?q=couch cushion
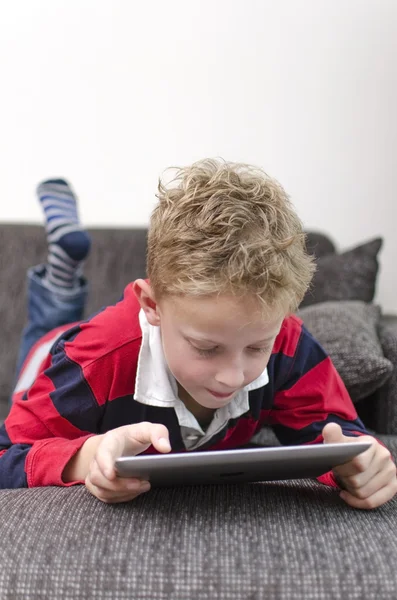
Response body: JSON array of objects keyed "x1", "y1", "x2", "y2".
[
  {"x1": 371, "y1": 323, "x2": 397, "y2": 435},
  {"x1": 305, "y1": 231, "x2": 336, "y2": 258},
  {"x1": 0, "y1": 446, "x2": 396, "y2": 600},
  {"x1": 301, "y1": 238, "x2": 382, "y2": 308},
  {"x1": 298, "y1": 300, "x2": 393, "y2": 402}
]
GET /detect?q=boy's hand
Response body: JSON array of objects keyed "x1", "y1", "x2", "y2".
[
  {"x1": 85, "y1": 422, "x2": 171, "y2": 504},
  {"x1": 322, "y1": 423, "x2": 397, "y2": 509}
]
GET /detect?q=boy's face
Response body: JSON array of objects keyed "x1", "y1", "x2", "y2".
[{"x1": 133, "y1": 280, "x2": 284, "y2": 412}]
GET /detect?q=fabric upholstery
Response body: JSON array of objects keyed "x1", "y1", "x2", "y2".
[
  {"x1": 301, "y1": 238, "x2": 383, "y2": 308},
  {"x1": 305, "y1": 231, "x2": 336, "y2": 258},
  {"x1": 0, "y1": 225, "x2": 148, "y2": 414},
  {"x1": 0, "y1": 438, "x2": 396, "y2": 600},
  {"x1": 298, "y1": 301, "x2": 393, "y2": 401},
  {"x1": 372, "y1": 323, "x2": 397, "y2": 435}
]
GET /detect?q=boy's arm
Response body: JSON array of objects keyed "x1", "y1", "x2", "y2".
[
  {"x1": 0, "y1": 326, "x2": 134, "y2": 488},
  {"x1": 0, "y1": 431, "x2": 97, "y2": 488},
  {"x1": 0, "y1": 346, "x2": 103, "y2": 488},
  {"x1": 62, "y1": 434, "x2": 104, "y2": 483},
  {"x1": 267, "y1": 317, "x2": 381, "y2": 488}
]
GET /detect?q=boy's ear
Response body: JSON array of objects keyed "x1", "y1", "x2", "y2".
[{"x1": 131, "y1": 279, "x2": 161, "y2": 326}]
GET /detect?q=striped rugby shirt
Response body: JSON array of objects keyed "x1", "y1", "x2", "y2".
[{"x1": 0, "y1": 281, "x2": 369, "y2": 488}]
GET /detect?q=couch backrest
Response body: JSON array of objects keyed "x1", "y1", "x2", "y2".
[
  {"x1": 0, "y1": 224, "x2": 148, "y2": 410},
  {"x1": 0, "y1": 224, "x2": 335, "y2": 412}
]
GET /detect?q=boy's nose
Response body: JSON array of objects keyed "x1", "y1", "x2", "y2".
[{"x1": 214, "y1": 365, "x2": 245, "y2": 390}]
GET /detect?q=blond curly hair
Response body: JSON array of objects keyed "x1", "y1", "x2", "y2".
[{"x1": 147, "y1": 158, "x2": 316, "y2": 318}]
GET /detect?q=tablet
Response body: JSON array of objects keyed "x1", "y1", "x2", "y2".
[{"x1": 114, "y1": 441, "x2": 372, "y2": 487}]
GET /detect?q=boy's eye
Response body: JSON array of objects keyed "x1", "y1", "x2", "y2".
[
  {"x1": 193, "y1": 345, "x2": 270, "y2": 357},
  {"x1": 195, "y1": 347, "x2": 217, "y2": 357}
]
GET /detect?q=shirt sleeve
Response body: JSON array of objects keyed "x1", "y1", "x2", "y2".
[
  {"x1": 268, "y1": 316, "x2": 372, "y2": 489},
  {"x1": 1, "y1": 287, "x2": 143, "y2": 490},
  {"x1": 0, "y1": 328, "x2": 106, "y2": 489}
]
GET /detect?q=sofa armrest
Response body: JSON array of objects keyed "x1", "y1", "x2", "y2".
[{"x1": 370, "y1": 320, "x2": 397, "y2": 434}]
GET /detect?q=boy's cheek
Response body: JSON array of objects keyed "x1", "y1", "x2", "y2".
[{"x1": 170, "y1": 360, "x2": 207, "y2": 389}]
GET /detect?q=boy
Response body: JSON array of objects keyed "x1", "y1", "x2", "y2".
[{"x1": 1, "y1": 160, "x2": 396, "y2": 509}]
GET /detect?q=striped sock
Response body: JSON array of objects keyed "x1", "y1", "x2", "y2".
[{"x1": 37, "y1": 178, "x2": 91, "y2": 291}]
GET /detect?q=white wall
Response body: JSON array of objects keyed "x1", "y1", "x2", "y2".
[{"x1": 1, "y1": 0, "x2": 396, "y2": 311}]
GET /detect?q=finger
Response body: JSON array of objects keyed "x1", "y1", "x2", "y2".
[
  {"x1": 86, "y1": 474, "x2": 151, "y2": 503},
  {"x1": 95, "y1": 423, "x2": 171, "y2": 481},
  {"x1": 322, "y1": 422, "x2": 345, "y2": 444},
  {"x1": 87, "y1": 482, "x2": 148, "y2": 504},
  {"x1": 340, "y1": 476, "x2": 397, "y2": 510},
  {"x1": 124, "y1": 422, "x2": 171, "y2": 454},
  {"x1": 336, "y1": 458, "x2": 378, "y2": 493},
  {"x1": 89, "y1": 456, "x2": 146, "y2": 491},
  {"x1": 333, "y1": 448, "x2": 376, "y2": 482},
  {"x1": 333, "y1": 436, "x2": 382, "y2": 483},
  {"x1": 150, "y1": 426, "x2": 171, "y2": 453},
  {"x1": 340, "y1": 461, "x2": 397, "y2": 500},
  {"x1": 96, "y1": 481, "x2": 150, "y2": 503}
]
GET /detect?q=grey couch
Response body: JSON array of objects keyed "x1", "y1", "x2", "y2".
[{"x1": 0, "y1": 224, "x2": 396, "y2": 600}]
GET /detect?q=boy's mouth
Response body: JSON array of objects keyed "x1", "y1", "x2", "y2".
[{"x1": 206, "y1": 388, "x2": 236, "y2": 399}]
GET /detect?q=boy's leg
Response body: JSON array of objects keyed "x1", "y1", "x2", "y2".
[{"x1": 12, "y1": 179, "x2": 91, "y2": 390}]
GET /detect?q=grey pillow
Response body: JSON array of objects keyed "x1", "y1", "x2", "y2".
[
  {"x1": 301, "y1": 238, "x2": 382, "y2": 308},
  {"x1": 297, "y1": 300, "x2": 393, "y2": 402}
]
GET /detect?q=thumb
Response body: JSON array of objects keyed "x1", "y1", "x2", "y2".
[{"x1": 322, "y1": 422, "x2": 347, "y2": 444}]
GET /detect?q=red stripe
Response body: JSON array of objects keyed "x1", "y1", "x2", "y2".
[
  {"x1": 64, "y1": 284, "x2": 143, "y2": 405},
  {"x1": 12, "y1": 390, "x2": 28, "y2": 404},
  {"x1": 272, "y1": 315, "x2": 302, "y2": 358},
  {"x1": 25, "y1": 435, "x2": 95, "y2": 487},
  {"x1": 317, "y1": 471, "x2": 339, "y2": 487},
  {"x1": 7, "y1": 367, "x2": 91, "y2": 444},
  {"x1": 271, "y1": 356, "x2": 357, "y2": 430},
  {"x1": 82, "y1": 339, "x2": 141, "y2": 405},
  {"x1": 65, "y1": 284, "x2": 142, "y2": 371}
]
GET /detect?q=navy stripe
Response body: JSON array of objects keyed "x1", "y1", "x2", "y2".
[
  {"x1": 266, "y1": 352, "x2": 294, "y2": 394},
  {"x1": 266, "y1": 325, "x2": 328, "y2": 394},
  {"x1": 40, "y1": 196, "x2": 75, "y2": 207},
  {"x1": 40, "y1": 194, "x2": 74, "y2": 202},
  {"x1": 0, "y1": 423, "x2": 12, "y2": 451},
  {"x1": 0, "y1": 424, "x2": 29, "y2": 488},
  {"x1": 99, "y1": 395, "x2": 185, "y2": 451},
  {"x1": 272, "y1": 414, "x2": 368, "y2": 446},
  {"x1": 49, "y1": 325, "x2": 84, "y2": 352},
  {"x1": 281, "y1": 325, "x2": 327, "y2": 391},
  {"x1": 99, "y1": 392, "x2": 268, "y2": 452},
  {"x1": 50, "y1": 272, "x2": 73, "y2": 285},
  {"x1": 248, "y1": 387, "x2": 272, "y2": 420},
  {"x1": 46, "y1": 347, "x2": 103, "y2": 433},
  {"x1": 43, "y1": 297, "x2": 131, "y2": 433},
  {"x1": 47, "y1": 214, "x2": 76, "y2": 223}
]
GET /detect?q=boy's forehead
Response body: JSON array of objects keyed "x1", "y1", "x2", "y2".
[{"x1": 162, "y1": 293, "x2": 283, "y2": 332}]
